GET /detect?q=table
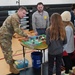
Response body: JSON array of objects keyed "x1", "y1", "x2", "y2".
[
  {"x1": 21, "y1": 41, "x2": 48, "y2": 63},
  {"x1": 20, "y1": 35, "x2": 48, "y2": 75}
]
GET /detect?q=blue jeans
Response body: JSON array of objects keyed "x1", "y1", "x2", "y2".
[{"x1": 36, "y1": 28, "x2": 46, "y2": 35}]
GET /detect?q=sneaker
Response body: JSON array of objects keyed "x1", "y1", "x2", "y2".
[
  {"x1": 64, "y1": 73, "x2": 69, "y2": 75},
  {"x1": 69, "y1": 70, "x2": 73, "y2": 73},
  {"x1": 53, "y1": 70, "x2": 65, "y2": 75},
  {"x1": 72, "y1": 67, "x2": 75, "y2": 74},
  {"x1": 61, "y1": 70, "x2": 65, "y2": 74}
]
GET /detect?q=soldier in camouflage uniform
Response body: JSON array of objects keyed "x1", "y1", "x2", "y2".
[{"x1": 0, "y1": 6, "x2": 28, "y2": 74}]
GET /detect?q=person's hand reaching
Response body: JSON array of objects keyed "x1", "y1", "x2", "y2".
[
  {"x1": 18, "y1": 36, "x2": 29, "y2": 42},
  {"x1": 35, "y1": 32, "x2": 38, "y2": 35},
  {"x1": 24, "y1": 36, "x2": 29, "y2": 41}
]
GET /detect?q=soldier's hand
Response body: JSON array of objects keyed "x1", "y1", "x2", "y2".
[
  {"x1": 24, "y1": 36, "x2": 29, "y2": 41},
  {"x1": 35, "y1": 32, "x2": 38, "y2": 35},
  {"x1": 18, "y1": 37, "x2": 29, "y2": 41}
]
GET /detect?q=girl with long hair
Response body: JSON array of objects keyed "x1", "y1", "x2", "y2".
[{"x1": 46, "y1": 13, "x2": 67, "y2": 75}]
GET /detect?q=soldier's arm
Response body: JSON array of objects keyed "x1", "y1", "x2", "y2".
[{"x1": 11, "y1": 18, "x2": 28, "y2": 37}]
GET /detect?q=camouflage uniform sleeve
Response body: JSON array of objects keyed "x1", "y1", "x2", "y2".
[{"x1": 11, "y1": 17, "x2": 28, "y2": 37}]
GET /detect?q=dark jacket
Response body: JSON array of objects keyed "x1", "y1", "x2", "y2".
[
  {"x1": 46, "y1": 28, "x2": 67, "y2": 55},
  {"x1": 70, "y1": 11, "x2": 75, "y2": 26}
]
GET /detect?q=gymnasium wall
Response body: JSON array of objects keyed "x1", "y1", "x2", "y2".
[{"x1": 0, "y1": 4, "x2": 72, "y2": 30}]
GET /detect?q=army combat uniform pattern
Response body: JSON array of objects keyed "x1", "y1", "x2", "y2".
[{"x1": 0, "y1": 13, "x2": 27, "y2": 64}]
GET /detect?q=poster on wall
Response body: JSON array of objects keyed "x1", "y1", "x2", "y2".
[{"x1": 8, "y1": 10, "x2": 16, "y2": 15}]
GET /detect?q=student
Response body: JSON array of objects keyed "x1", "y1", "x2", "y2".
[
  {"x1": 46, "y1": 13, "x2": 67, "y2": 75},
  {"x1": 0, "y1": 6, "x2": 29, "y2": 74},
  {"x1": 61, "y1": 11, "x2": 74, "y2": 75},
  {"x1": 32, "y1": 2, "x2": 49, "y2": 35}
]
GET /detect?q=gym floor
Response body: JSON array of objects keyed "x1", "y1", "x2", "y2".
[
  {"x1": 8, "y1": 63, "x2": 48, "y2": 75},
  {"x1": 1, "y1": 33, "x2": 75, "y2": 75},
  {"x1": 0, "y1": 38, "x2": 34, "y2": 75},
  {"x1": 0, "y1": 37, "x2": 48, "y2": 75},
  {"x1": 0, "y1": 37, "x2": 73, "y2": 75}
]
